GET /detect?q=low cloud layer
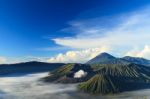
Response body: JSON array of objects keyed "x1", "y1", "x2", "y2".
[
  {"x1": 0, "y1": 73, "x2": 78, "y2": 99},
  {"x1": 1, "y1": 72, "x2": 150, "y2": 99}
]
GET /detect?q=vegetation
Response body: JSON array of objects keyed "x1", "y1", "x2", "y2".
[
  {"x1": 42, "y1": 63, "x2": 93, "y2": 83},
  {"x1": 79, "y1": 63, "x2": 150, "y2": 94},
  {"x1": 42, "y1": 52, "x2": 150, "y2": 94},
  {"x1": 79, "y1": 74, "x2": 119, "y2": 94},
  {"x1": 42, "y1": 64, "x2": 74, "y2": 82},
  {"x1": 92, "y1": 64, "x2": 150, "y2": 79}
]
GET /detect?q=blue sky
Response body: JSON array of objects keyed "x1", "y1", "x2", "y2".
[{"x1": 1, "y1": 0, "x2": 150, "y2": 63}]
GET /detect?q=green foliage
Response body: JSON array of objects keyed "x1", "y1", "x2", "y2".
[
  {"x1": 51, "y1": 63, "x2": 74, "y2": 76},
  {"x1": 43, "y1": 64, "x2": 74, "y2": 82},
  {"x1": 92, "y1": 64, "x2": 150, "y2": 79},
  {"x1": 79, "y1": 63, "x2": 150, "y2": 94},
  {"x1": 42, "y1": 61, "x2": 150, "y2": 94}
]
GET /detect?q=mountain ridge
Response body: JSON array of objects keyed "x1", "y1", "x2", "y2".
[
  {"x1": 42, "y1": 52, "x2": 150, "y2": 94},
  {"x1": 0, "y1": 61, "x2": 65, "y2": 75},
  {"x1": 122, "y1": 56, "x2": 150, "y2": 66},
  {"x1": 86, "y1": 52, "x2": 150, "y2": 66},
  {"x1": 86, "y1": 52, "x2": 117, "y2": 64}
]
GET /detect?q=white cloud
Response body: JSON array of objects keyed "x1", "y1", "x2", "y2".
[
  {"x1": 0, "y1": 56, "x2": 6, "y2": 64},
  {"x1": 126, "y1": 45, "x2": 150, "y2": 59},
  {"x1": 52, "y1": 6, "x2": 150, "y2": 54},
  {"x1": 47, "y1": 47, "x2": 110, "y2": 63},
  {"x1": 46, "y1": 6, "x2": 150, "y2": 62}
]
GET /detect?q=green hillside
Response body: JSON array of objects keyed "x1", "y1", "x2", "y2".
[
  {"x1": 42, "y1": 52, "x2": 150, "y2": 94},
  {"x1": 79, "y1": 74, "x2": 119, "y2": 94},
  {"x1": 79, "y1": 63, "x2": 150, "y2": 94},
  {"x1": 92, "y1": 63, "x2": 150, "y2": 78},
  {"x1": 42, "y1": 63, "x2": 93, "y2": 83},
  {"x1": 42, "y1": 64, "x2": 74, "y2": 82}
]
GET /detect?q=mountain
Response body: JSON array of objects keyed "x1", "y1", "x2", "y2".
[
  {"x1": 86, "y1": 52, "x2": 116, "y2": 64},
  {"x1": 0, "y1": 61, "x2": 64, "y2": 75},
  {"x1": 43, "y1": 62, "x2": 150, "y2": 94},
  {"x1": 86, "y1": 52, "x2": 150, "y2": 66},
  {"x1": 122, "y1": 56, "x2": 150, "y2": 66},
  {"x1": 79, "y1": 63, "x2": 150, "y2": 94},
  {"x1": 41, "y1": 52, "x2": 150, "y2": 94},
  {"x1": 42, "y1": 61, "x2": 150, "y2": 94},
  {"x1": 91, "y1": 63, "x2": 150, "y2": 78},
  {"x1": 42, "y1": 63, "x2": 94, "y2": 83},
  {"x1": 86, "y1": 52, "x2": 129, "y2": 65},
  {"x1": 79, "y1": 74, "x2": 119, "y2": 94}
]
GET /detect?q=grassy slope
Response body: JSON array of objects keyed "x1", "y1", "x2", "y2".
[
  {"x1": 92, "y1": 64, "x2": 150, "y2": 79},
  {"x1": 42, "y1": 64, "x2": 74, "y2": 82},
  {"x1": 79, "y1": 74, "x2": 118, "y2": 94},
  {"x1": 42, "y1": 62, "x2": 150, "y2": 94},
  {"x1": 79, "y1": 63, "x2": 150, "y2": 94}
]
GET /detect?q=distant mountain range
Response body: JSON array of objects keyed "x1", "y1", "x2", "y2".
[
  {"x1": 1, "y1": 52, "x2": 150, "y2": 94},
  {"x1": 43, "y1": 52, "x2": 150, "y2": 94},
  {"x1": 1, "y1": 52, "x2": 150, "y2": 76},
  {"x1": 0, "y1": 61, "x2": 64, "y2": 75},
  {"x1": 86, "y1": 52, "x2": 150, "y2": 66},
  {"x1": 122, "y1": 56, "x2": 150, "y2": 66}
]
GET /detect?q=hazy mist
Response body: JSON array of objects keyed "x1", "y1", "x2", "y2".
[{"x1": 0, "y1": 72, "x2": 150, "y2": 99}]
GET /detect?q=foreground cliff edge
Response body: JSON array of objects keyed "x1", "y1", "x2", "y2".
[{"x1": 42, "y1": 52, "x2": 150, "y2": 94}]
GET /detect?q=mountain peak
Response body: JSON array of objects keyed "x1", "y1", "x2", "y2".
[
  {"x1": 86, "y1": 52, "x2": 116, "y2": 64},
  {"x1": 98, "y1": 52, "x2": 114, "y2": 57}
]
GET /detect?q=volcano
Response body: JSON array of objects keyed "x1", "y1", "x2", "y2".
[{"x1": 43, "y1": 52, "x2": 150, "y2": 94}]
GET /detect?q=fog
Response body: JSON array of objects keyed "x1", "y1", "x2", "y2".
[{"x1": 0, "y1": 72, "x2": 150, "y2": 99}]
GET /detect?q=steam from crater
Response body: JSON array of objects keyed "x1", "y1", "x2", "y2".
[{"x1": 74, "y1": 70, "x2": 87, "y2": 78}]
